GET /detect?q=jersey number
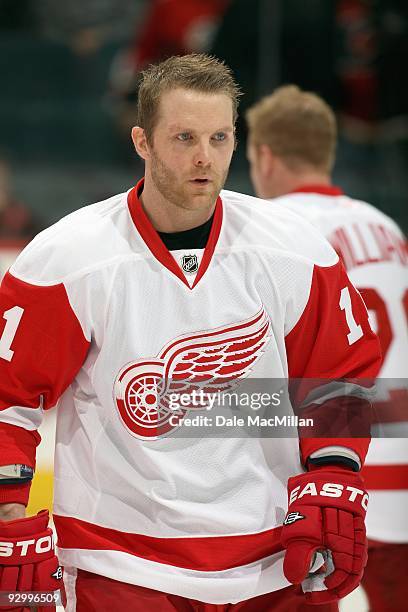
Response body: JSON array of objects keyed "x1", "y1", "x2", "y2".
[
  {"x1": 0, "y1": 306, "x2": 24, "y2": 362},
  {"x1": 339, "y1": 286, "x2": 363, "y2": 345},
  {"x1": 358, "y1": 288, "x2": 408, "y2": 363}
]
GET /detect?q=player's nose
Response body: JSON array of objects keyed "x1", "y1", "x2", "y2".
[{"x1": 193, "y1": 141, "x2": 211, "y2": 167}]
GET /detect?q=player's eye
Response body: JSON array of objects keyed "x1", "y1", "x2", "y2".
[
  {"x1": 177, "y1": 133, "x2": 192, "y2": 141},
  {"x1": 212, "y1": 132, "x2": 227, "y2": 142}
]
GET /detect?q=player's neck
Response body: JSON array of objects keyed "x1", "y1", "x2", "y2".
[
  {"x1": 139, "y1": 178, "x2": 216, "y2": 233},
  {"x1": 284, "y1": 172, "x2": 332, "y2": 197},
  {"x1": 263, "y1": 171, "x2": 331, "y2": 199}
]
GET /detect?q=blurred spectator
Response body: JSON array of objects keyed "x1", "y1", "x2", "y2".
[
  {"x1": 108, "y1": 0, "x2": 230, "y2": 135},
  {"x1": 336, "y1": 0, "x2": 408, "y2": 142},
  {"x1": 31, "y1": 0, "x2": 142, "y2": 56},
  {"x1": 336, "y1": 0, "x2": 378, "y2": 129},
  {"x1": 0, "y1": 159, "x2": 40, "y2": 239}
]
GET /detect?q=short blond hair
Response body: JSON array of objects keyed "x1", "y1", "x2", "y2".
[
  {"x1": 246, "y1": 85, "x2": 337, "y2": 173},
  {"x1": 138, "y1": 54, "x2": 242, "y2": 143}
]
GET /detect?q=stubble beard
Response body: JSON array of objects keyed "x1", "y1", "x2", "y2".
[{"x1": 150, "y1": 149, "x2": 229, "y2": 212}]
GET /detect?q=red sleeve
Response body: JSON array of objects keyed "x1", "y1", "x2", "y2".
[
  {"x1": 0, "y1": 272, "x2": 90, "y2": 504},
  {"x1": 285, "y1": 260, "x2": 382, "y2": 467}
]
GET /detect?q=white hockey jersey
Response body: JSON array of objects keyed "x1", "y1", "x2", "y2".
[
  {"x1": 273, "y1": 185, "x2": 408, "y2": 543},
  {"x1": 0, "y1": 181, "x2": 380, "y2": 603}
]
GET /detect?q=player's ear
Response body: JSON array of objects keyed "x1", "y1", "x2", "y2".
[
  {"x1": 131, "y1": 126, "x2": 150, "y2": 161},
  {"x1": 258, "y1": 144, "x2": 276, "y2": 178}
]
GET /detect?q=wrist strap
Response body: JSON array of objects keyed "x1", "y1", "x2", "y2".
[{"x1": 307, "y1": 456, "x2": 360, "y2": 472}]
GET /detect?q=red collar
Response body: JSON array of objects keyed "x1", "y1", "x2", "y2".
[
  {"x1": 291, "y1": 184, "x2": 344, "y2": 196},
  {"x1": 127, "y1": 178, "x2": 223, "y2": 289}
]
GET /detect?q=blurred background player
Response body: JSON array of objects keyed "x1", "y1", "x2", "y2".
[{"x1": 246, "y1": 84, "x2": 408, "y2": 612}]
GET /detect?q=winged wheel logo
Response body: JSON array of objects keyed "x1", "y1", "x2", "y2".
[{"x1": 114, "y1": 307, "x2": 271, "y2": 439}]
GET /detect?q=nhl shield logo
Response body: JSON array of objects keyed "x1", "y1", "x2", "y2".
[{"x1": 181, "y1": 254, "x2": 199, "y2": 274}]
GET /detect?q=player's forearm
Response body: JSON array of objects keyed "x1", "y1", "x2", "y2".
[{"x1": 0, "y1": 502, "x2": 26, "y2": 521}]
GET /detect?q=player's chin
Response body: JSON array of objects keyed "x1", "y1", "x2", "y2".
[
  {"x1": 190, "y1": 193, "x2": 219, "y2": 210},
  {"x1": 186, "y1": 182, "x2": 221, "y2": 204}
]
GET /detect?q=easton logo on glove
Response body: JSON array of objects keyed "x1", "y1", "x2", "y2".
[
  {"x1": 283, "y1": 512, "x2": 305, "y2": 525},
  {"x1": 290, "y1": 481, "x2": 369, "y2": 510},
  {"x1": 0, "y1": 534, "x2": 54, "y2": 558}
]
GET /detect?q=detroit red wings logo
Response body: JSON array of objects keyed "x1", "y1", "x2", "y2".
[{"x1": 114, "y1": 307, "x2": 271, "y2": 439}]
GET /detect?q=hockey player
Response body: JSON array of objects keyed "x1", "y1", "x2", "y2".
[
  {"x1": 0, "y1": 56, "x2": 380, "y2": 611},
  {"x1": 246, "y1": 84, "x2": 408, "y2": 612}
]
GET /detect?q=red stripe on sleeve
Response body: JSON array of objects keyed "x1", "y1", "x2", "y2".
[
  {"x1": 0, "y1": 422, "x2": 40, "y2": 467},
  {"x1": 0, "y1": 423, "x2": 39, "y2": 505}
]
